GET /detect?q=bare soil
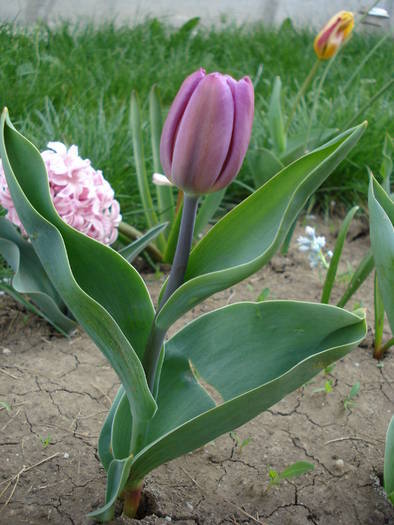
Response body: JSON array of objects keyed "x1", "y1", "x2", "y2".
[{"x1": 0, "y1": 218, "x2": 393, "y2": 525}]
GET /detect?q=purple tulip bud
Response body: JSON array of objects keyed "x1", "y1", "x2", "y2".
[{"x1": 160, "y1": 68, "x2": 254, "y2": 195}]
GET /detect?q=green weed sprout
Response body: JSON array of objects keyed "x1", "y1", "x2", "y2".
[{"x1": 268, "y1": 461, "x2": 315, "y2": 487}]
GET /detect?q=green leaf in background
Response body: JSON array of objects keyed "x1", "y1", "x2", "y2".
[
  {"x1": 128, "y1": 301, "x2": 366, "y2": 482},
  {"x1": 380, "y1": 133, "x2": 392, "y2": 195},
  {"x1": 0, "y1": 109, "x2": 156, "y2": 427},
  {"x1": 321, "y1": 205, "x2": 359, "y2": 304},
  {"x1": 157, "y1": 123, "x2": 366, "y2": 331},
  {"x1": 162, "y1": 200, "x2": 182, "y2": 263},
  {"x1": 194, "y1": 189, "x2": 226, "y2": 239},
  {"x1": 368, "y1": 175, "x2": 394, "y2": 332},
  {"x1": 0, "y1": 217, "x2": 76, "y2": 334},
  {"x1": 280, "y1": 128, "x2": 338, "y2": 166},
  {"x1": 130, "y1": 91, "x2": 165, "y2": 252},
  {"x1": 149, "y1": 85, "x2": 174, "y2": 225},
  {"x1": 336, "y1": 250, "x2": 374, "y2": 308},
  {"x1": 169, "y1": 17, "x2": 200, "y2": 47},
  {"x1": 384, "y1": 416, "x2": 394, "y2": 505},
  {"x1": 118, "y1": 222, "x2": 168, "y2": 262},
  {"x1": 374, "y1": 273, "x2": 385, "y2": 355},
  {"x1": 247, "y1": 147, "x2": 284, "y2": 188},
  {"x1": 268, "y1": 76, "x2": 286, "y2": 155}
]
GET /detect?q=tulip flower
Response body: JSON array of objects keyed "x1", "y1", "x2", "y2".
[
  {"x1": 314, "y1": 11, "x2": 354, "y2": 60},
  {"x1": 160, "y1": 68, "x2": 254, "y2": 195}
]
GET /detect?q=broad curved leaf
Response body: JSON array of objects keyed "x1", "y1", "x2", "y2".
[
  {"x1": 368, "y1": 176, "x2": 394, "y2": 332},
  {"x1": 128, "y1": 301, "x2": 366, "y2": 481},
  {"x1": 157, "y1": 123, "x2": 366, "y2": 331},
  {"x1": 0, "y1": 109, "x2": 156, "y2": 423},
  {"x1": 0, "y1": 217, "x2": 76, "y2": 334}
]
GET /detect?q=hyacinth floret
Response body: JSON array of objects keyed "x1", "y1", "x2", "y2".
[
  {"x1": 297, "y1": 226, "x2": 333, "y2": 269},
  {"x1": 0, "y1": 142, "x2": 121, "y2": 245}
]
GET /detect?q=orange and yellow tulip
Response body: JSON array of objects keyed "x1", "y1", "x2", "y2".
[{"x1": 314, "y1": 11, "x2": 354, "y2": 60}]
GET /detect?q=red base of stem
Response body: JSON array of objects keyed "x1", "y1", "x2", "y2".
[{"x1": 122, "y1": 481, "x2": 143, "y2": 518}]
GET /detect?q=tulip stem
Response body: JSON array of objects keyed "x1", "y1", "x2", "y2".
[
  {"x1": 285, "y1": 59, "x2": 320, "y2": 133},
  {"x1": 143, "y1": 193, "x2": 199, "y2": 392},
  {"x1": 304, "y1": 58, "x2": 334, "y2": 148},
  {"x1": 159, "y1": 194, "x2": 199, "y2": 308}
]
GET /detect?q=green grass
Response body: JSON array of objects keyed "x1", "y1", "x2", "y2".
[{"x1": 0, "y1": 19, "x2": 392, "y2": 228}]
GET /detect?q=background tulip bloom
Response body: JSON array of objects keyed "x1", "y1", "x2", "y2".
[
  {"x1": 160, "y1": 68, "x2": 254, "y2": 195},
  {"x1": 314, "y1": 11, "x2": 354, "y2": 60}
]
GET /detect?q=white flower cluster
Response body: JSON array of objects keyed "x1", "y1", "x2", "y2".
[{"x1": 297, "y1": 226, "x2": 333, "y2": 269}]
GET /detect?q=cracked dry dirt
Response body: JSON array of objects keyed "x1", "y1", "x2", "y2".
[{"x1": 0, "y1": 218, "x2": 393, "y2": 525}]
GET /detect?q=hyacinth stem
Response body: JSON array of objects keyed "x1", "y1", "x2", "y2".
[
  {"x1": 122, "y1": 479, "x2": 144, "y2": 518},
  {"x1": 143, "y1": 193, "x2": 199, "y2": 392}
]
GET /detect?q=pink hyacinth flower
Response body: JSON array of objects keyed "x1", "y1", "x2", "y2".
[{"x1": 0, "y1": 142, "x2": 121, "y2": 245}]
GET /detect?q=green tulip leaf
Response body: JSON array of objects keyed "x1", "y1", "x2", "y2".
[
  {"x1": 0, "y1": 217, "x2": 76, "y2": 335},
  {"x1": 247, "y1": 147, "x2": 284, "y2": 188},
  {"x1": 88, "y1": 456, "x2": 134, "y2": 521},
  {"x1": 157, "y1": 123, "x2": 366, "y2": 331},
  {"x1": 268, "y1": 76, "x2": 286, "y2": 155},
  {"x1": 0, "y1": 109, "x2": 156, "y2": 424},
  {"x1": 194, "y1": 188, "x2": 226, "y2": 239},
  {"x1": 149, "y1": 85, "x2": 175, "y2": 225},
  {"x1": 126, "y1": 301, "x2": 366, "y2": 482},
  {"x1": 336, "y1": 249, "x2": 374, "y2": 308},
  {"x1": 98, "y1": 386, "x2": 125, "y2": 471},
  {"x1": 280, "y1": 128, "x2": 338, "y2": 165},
  {"x1": 368, "y1": 175, "x2": 394, "y2": 332},
  {"x1": 384, "y1": 416, "x2": 394, "y2": 505},
  {"x1": 118, "y1": 222, "x2": 168, "y2": 262},
  {"x1": 321, "y1": 205, "x2": 359, "y2": 304},
  {"x1": 111, "y1": 390, "x2": 133, "y2": 460}
]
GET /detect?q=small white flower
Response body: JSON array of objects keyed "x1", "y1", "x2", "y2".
[
  {"x1": 298, "y1": 226, "x2": 332, "y2": 270},
  {"x1": 315, "y1": 236, "x2": 326, "y2": 248}
]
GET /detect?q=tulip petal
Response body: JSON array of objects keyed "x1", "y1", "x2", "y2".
[
  {"x1": 160, "y1": 69, "x2": 205, "y2": 179},
  {"x1": 212, "y1": 76, "x2": 254, "y2": 192},
  {"x1": 171, "y1": 73, "x2": 234, "y2": 194}
]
